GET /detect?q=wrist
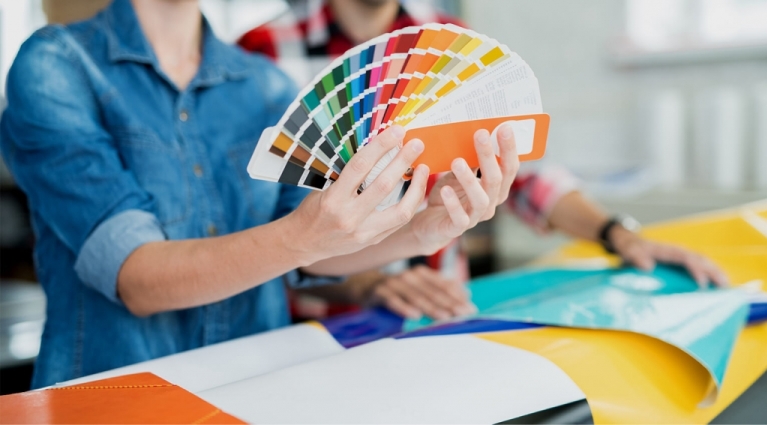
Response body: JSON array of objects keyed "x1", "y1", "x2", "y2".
[
  {"x1": 597, "y1": 214, "x2": 641, "y2": 254},
  {"x1": 406, "y1": 220, "x2": 450, "y2": 256},
  {"x1": 268, "y1": 213, "x2": 323, "y2": 268},
  {"x1": 608, "y1": 226, "x2": 639, "y2": 255}
]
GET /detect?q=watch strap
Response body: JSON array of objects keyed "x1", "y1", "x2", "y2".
[{"x1": 597, "y1": 218, "x2": 622, "y2": 254}]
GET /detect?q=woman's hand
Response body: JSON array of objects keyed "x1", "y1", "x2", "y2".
[
  {"x1": 410, "y1": 124, "x2": 520, "y2": 254},
  {"x1": 286, "y1": 126, "x2": 430, "y2": 266},
  {"x1": 609, "y1": 226, "x2": 729, "y2": 288},
  {"x1": 365, "y1": 265, "x2": 476, "y2": 320}
]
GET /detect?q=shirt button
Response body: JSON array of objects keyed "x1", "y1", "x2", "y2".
[
  {"x1": 207, "y1": 224, "x2": 218, "y2": 236},
  {"x1": 193, "y1": 164, "x2": 203, "y2": 177},
  {"x1": 179, "y1": 110, "x2": 189, "y2": 122}
]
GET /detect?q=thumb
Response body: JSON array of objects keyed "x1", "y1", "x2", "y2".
[{"x1": 622, "y1": 243, "x2": 656, "y2": 271}]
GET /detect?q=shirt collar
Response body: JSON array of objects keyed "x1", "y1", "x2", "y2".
[{"x1": 103, "y1": 0, "x2": 251, "y2": 87}]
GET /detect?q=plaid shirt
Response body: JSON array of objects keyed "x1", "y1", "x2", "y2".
[{"x1": 239, "y1": 0, "x2": 578, "y2": 258}]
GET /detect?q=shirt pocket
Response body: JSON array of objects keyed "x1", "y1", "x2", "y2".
[
  {"x1": 112, "y1": 127, "x2": 191, "y2": 227},
  {"x1": 226, "y1": 141, "x2": 280, "y2": 225}
]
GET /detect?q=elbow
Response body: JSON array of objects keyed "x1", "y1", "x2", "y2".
[{"x1": 117, "y1": 284, "x2": 158, "y2": 318}]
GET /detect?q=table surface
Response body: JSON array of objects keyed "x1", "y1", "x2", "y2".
[{"x1": 62, "y1": 201, "x2": 767, "y2": 424}]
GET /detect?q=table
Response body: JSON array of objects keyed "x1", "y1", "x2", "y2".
[{"x1": 65, "y1": 201, "x2": 767, "y2": 423}]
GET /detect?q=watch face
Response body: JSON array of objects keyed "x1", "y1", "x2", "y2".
[{"x1": 618, "y1": 214, "x2": 642, "y2": 233}]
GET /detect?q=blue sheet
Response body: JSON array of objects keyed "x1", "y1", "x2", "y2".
[{"x1": 404, "y1": 265, "x2": 750, "y2": 390}]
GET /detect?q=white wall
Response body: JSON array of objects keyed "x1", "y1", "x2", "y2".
[
  {"x1": 461, "y1": 0, "x2": 767, "y2": 267},
  {"x1": 461, "y1": 0, "x2": 767, "y2": 192}
]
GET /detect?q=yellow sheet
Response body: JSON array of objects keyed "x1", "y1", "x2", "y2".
[{"x1": 481, "y1": 204, "x2": 767, "y2": 424}]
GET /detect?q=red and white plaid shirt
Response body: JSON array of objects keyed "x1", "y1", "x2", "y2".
[{"x1": 239, "y1": 0, "x2": 578, "y2": 281}]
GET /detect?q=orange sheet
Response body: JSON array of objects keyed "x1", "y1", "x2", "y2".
[{"x1": 0, "y1": 373, "x2": 245, "y2": 424}]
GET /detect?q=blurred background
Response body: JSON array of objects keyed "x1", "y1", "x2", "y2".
[{"x1": 0, "y1": 0, "x2": 765, "y2": 393}]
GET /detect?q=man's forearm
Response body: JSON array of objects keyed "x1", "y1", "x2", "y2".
[
  {"x1": 547, "y1": 191, "x2": 609, "y2": 241},
  {"x1": 117, "y1": 216, "x2": 312, "y2": 316}
]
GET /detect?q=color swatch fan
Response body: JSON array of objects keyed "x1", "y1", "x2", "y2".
[{"x1": 248, "y1": 23, "x2": 549, "y2": 206}]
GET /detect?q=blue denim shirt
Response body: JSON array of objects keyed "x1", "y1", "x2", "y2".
[{"x1": 0, "y1": 0, "x2": 332, "y2": 388}]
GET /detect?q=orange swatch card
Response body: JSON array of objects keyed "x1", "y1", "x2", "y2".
[
  {"x1": 0, "y1": 373, "x2": 244, "y2": 424},
  {"x1": 404, "y1": 113, "x2": 550, "y2": 175}
]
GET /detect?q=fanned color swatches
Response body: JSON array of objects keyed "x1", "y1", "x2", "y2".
[{"x1": 247, "y1": 24, "x2": 550, "y2": 205}]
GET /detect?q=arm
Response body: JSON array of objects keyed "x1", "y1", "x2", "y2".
[
  {"x1": 120, "y1": 127, "x2": 431, "y2": 316},
  {"x1": 118, "y1": 217, "x2": 317, "y2": 315},
  {"x1": 125, "y1": 119, "x2": 522, "y2": 315},
  {"x1": 547, "y1": 191, "x2": 728, "y2": 287}
]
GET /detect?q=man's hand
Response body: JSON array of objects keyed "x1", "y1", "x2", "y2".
[
  {"x1": 609, "y1": 226, "x2": 729, "y2": 288},
  {"x1": 365, "y1": 265, "x2": 476, "y2": 320},
  {"x1": 410, "y1": 124, "x2": 520, "y2": 253}
]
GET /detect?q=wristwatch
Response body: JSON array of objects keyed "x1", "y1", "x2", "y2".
[{"x1": 597, "y1": 214, "x2": 641, "y2": 254}]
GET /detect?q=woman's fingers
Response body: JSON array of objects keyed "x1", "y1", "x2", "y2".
[
  {"x1": 496, "y1": 123, "x2": 520, "y2": 201},
  {"x1": 358, "y1": 138, "x2": 424, "y2": 209},
  {"x1": 440, "y1": 185, "x2": 470, "y2": 233},
  {"x1": 365, "y1": 164, "x2": 429, "y2": 238},
  {"x1": 450, "y1": 157, "x2": 490, "y2": 223},
  {"x1": 474, "y1": 129, "x2": 503, "y2": 207},
  {"x1": 331, "y1": 125, "x2": 406, "y2": 197}
]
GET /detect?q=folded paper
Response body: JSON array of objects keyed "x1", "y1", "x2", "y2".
[{"x1": 405, "y1": 265, "x2": 750, "y2": 404}]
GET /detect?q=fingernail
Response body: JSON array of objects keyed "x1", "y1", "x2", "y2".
[
  {"x1": 417, "y1": 164, "x2": 430, "y2": 177},
  {"x1": 474, "y1": 129, "x2": 490, "y2": 144},
  {"x1": 499, "y1": 123, "x2": 514, "y2": 139},
  {"x1": 452, "y1": 158, "x2": 467, "y2": 172},
  {"x1": 410, "y1": 139, "x2": 424, "y2": 153},
  {"x1": 476, "y1": 133, "x2": 490, "y2": 146},
  {"x1": 390, "y1": 125, "x2": 405, "y2": 139},
  {"x1": 441, "y1": 186, "x2": 454, "y2": 198}
]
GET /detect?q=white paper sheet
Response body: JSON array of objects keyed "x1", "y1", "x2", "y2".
[
  {"x1": 60, "y1": 323, "x2": 344, "y2": 393},
  {"x1": 407, "y1": 56, "x2": 541, "y2": 130},
  {"x1": 199, "y1": 334, "x2": 585, "y2": 424}
]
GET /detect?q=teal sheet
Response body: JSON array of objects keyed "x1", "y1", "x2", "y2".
[{"x1": 404, "y1": 266, "x2": 749, "y2": 392}]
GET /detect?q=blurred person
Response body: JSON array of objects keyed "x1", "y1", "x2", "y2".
[
  {"x1": 239, "y1": 0, "x2": 730, "y2": 320},
  {"x1": 0, "y1": 0, "x2": 520, "y2": 387}
]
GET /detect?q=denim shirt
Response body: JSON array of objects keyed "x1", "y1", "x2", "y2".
[{"x1": 0, "y1": 0, "x2": 333, "y2": 388}]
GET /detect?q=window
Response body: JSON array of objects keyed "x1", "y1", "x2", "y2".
[
  {"x1": 0, "y1": 0, "x2": 45, "y2": 97},
  {"x1": 625, "y1": 0, "x2": 767, "y2": 51}
]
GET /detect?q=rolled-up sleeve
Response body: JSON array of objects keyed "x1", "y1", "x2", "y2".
[
  {"x1": 74, "y1": 210, "x2": 166, "y2": 303},
  {"x1": 507, "y1": 164, "x2": 581, "y2": 233},
  {"x1": 0, "y1": 29, "x2": 163, "y2": 304}
]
